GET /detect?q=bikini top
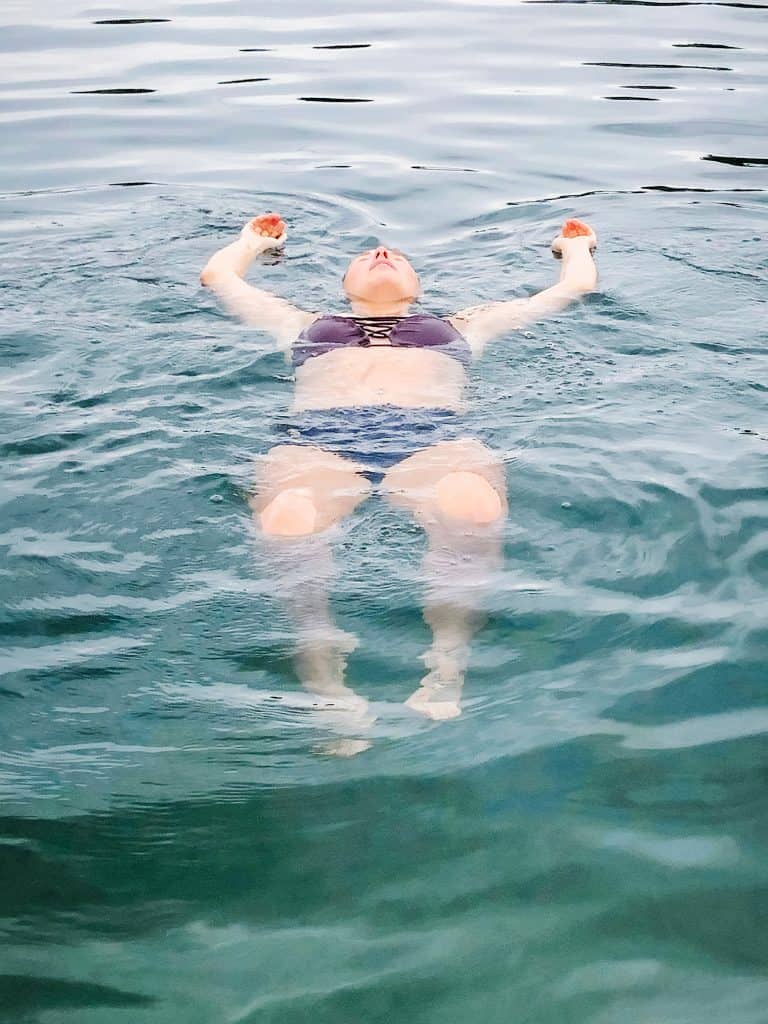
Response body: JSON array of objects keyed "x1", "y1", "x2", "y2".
[{"x1": 291, "y1": 313, "x2": 472, "y2": 369}]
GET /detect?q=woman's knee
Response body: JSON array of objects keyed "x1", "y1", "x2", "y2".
[
  {"x1": 254, "y1": 448, "x2": 371, "y2": 538},
  {"x1": 259, "y1": 488, "x2": 320, "y2": 537},
  {"x1": 434, "y1": 471, "x2": 504, "y2": 525}
]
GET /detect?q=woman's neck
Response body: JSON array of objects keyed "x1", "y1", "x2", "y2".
[{"x1": 348, "y1": 297, "x2": 414, "y2": 317}]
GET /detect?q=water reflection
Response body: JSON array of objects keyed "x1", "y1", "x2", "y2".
[
  {"x1": 673, "y1": 41, "x2": 742, "y2": 47},
  {"x1": 218, "y1": 77, "x2": 270, "y2": 85},
  {"x1": 299, "y1": 96, "x2": 374, "y2": 102},
  {"x1": 584, "y1": 61, "x2": 733, "y2": 70},
  {"x1": 703, "y1": 154, "x2": 768, "y2": 166},
  {"x1": 70, "y1": 88, "x2": 156, "y2": 95},
  {"x1": 93, "y1": 18, "x2": 171, "y2": 25}
]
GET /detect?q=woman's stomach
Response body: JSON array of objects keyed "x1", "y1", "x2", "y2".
[{"x1": 291, "y1": 346, "x2": 467, "y2": 412}]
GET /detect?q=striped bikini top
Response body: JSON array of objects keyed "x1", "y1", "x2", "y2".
[{"x1": 291, "y1": 313, "x2": 472, "y2": 368}]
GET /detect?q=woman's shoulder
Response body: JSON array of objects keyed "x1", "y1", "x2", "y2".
[
  {"x1": 394, "y1": 312, "x2": 467, "y2": 337},
  {"x1": 296, "y1": 313, "x2": 362, "y2": 341}
]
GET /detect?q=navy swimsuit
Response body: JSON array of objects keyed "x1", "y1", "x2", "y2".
[{"x1": 275, "y1": 314, "x2": 473, "y2": 482}]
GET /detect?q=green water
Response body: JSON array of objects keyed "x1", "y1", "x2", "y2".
[{"x1": 1, "y1": 1, "x2": 767, "y2": 1021}]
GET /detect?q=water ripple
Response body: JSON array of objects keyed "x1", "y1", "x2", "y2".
[{"x1": 1, "y1": 1, "x2": 767, "y2": 1019}]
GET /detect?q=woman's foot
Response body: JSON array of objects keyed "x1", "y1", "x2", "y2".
[
  {"x1": 318, "y1": 737, "x2": 372, "y2": 757},
  {"x1": 405, "y1": 651, "x2": 464, "y2": 721},
  {"x1": 313, "y1": 688, "x2": 371, "y2": 717},
  {"x1": 313, "y1": 689, "x2": 376, "y2": 755},
  {"x1": 405, "y1": 686, "x2": 461, "y2": 720}
]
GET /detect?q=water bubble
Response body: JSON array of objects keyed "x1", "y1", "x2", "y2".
[{"x1": 210, "y1": 494, "x2": 224, "y2": 503}]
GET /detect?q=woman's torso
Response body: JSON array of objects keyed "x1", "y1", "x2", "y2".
[{"x1": 290, "y1": 314, "x2": 470, "y2": 413}]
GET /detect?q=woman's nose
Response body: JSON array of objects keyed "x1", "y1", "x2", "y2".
[{"x1": 374, "y1": 246, "x2": 389, "y2": 258}]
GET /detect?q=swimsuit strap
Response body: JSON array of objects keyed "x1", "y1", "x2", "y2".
[{"x1": 350, "y1": 315, "x2": 404, "y2": 344}]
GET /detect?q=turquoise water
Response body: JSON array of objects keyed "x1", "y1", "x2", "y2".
[{"x1": 2, "y1": 1, "x2": 767, "y2": 1021}]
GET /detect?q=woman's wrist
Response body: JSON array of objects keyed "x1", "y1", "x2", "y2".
[
  {"x1": 561, "y1": 236, "x2": 598, "y2": 260},
  {"x1": 239, "y1": 224, "x2": 275, "y2": 255},
  {"x1": 559, "y1": 252, "x2": 598, "y2": 292}
]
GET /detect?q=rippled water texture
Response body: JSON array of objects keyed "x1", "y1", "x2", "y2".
[{"x1": 2, "y1": 1, "x2": 767, "y2": 1021}]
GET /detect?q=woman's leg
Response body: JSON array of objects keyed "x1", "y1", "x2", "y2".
[
  {"x1": 382, "y1": 439, "x2": 507, "y2": 719},
  {"x1": 251, "y1": 444, "x2": 371, "y2": 706}
]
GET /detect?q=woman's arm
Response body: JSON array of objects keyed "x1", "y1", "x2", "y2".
[
  {"x1": 449, "y1": 219, "x2": 598, "y2": 356},
  {"x1": 200, "y1": 213, "x2": 317, "y2": 347}
]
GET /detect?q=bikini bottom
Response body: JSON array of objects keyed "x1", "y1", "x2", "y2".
[{"x1": 272, "y1": 405, "x2": 467, "y2": 484}]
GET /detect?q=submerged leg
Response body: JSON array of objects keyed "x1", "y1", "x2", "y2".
[
  {"x1": 252, "y1": 444, "x2": 371, "y2": 708},
  {"x1": 383, "y1": 440, "x2": 507, "y2": 720}
]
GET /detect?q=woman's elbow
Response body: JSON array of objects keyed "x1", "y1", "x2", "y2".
[{"x1": 200, "y1": 265, "x2": 218, "y2": 288}]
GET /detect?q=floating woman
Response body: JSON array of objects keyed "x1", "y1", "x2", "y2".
[{"x1": 201, "y1": 213, "x2": 597, "y2": 723}]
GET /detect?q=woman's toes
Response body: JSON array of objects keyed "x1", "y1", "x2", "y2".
[
  {"x1": 318, "y1": 738, "x2": 372, "y2": 757},
  {"x1": 405, "y1": 688, "x2": 462, "y2": 720}
]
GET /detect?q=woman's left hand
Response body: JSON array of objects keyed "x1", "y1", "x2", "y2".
[
  {"x1": 551, "y1": 218, "x2": 597, "y2": 259},
  {"x1": 240, "y1": 212, "x2": 287, "y2": 252}
]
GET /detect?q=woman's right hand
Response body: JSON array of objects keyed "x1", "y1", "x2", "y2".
[
  {"x1": 240, "y1": 213, "x2": 287, "y2": 252},
  {"x1": 551, "y1": 218, "x2": 597, "y2": 259}
]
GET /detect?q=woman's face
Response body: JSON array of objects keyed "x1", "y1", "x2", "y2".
[{"x1": 343, "y1": 246, "x2": 421, "y2": 305}]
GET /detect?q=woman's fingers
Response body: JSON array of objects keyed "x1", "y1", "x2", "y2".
[
  {"x1": 552, "y1": 217, "x2": 597, "y2": 258},
  {"x1": 250, "y1": 212, "x2": 286, "y2": 238},
  {"x1": 561, "y1": 218, "x2": 593, "y2": 239}
]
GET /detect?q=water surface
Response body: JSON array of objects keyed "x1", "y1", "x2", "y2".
[{"x1": 1, "y1": 1, "x2": 767, "y2": 1021}]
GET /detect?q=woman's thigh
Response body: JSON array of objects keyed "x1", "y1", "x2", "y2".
[
  {"x1": 381, "y1": 438, "x2": 507, "y2": 526},
  {"x1": 252, "y1": 444, "x2": 371, "y2": 535}
]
